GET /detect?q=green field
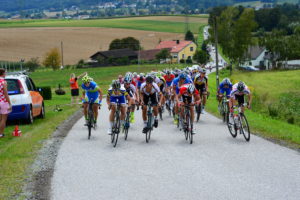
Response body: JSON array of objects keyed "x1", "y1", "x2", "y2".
[
  {"x1": 207, "y1": 68, "x2": 300, "y2": 149},
  {"x1": 0, "y1": 16, "x2": 207, "y2": 33}
]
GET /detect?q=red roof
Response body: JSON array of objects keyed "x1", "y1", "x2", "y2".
[{"x1": 155, "y1": 40, "x2": 193, "y2": 53}]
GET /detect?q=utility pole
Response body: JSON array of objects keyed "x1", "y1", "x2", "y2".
[
  {"x1": 61, "y1": 41, "x2": 64, "y2": 68},
  {"x1": 214, "y1": 16, "x2": 220, "y2": 91}
]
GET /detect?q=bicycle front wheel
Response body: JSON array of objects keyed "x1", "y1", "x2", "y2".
[
  {"x1": 88, "y1": 121, "x2": 92, "y2": 140},
  {"x1": 227, "y1": 116, "x2": 237, "y2": 138},
  {"x1": 146, "y1": 115, "x2": 152, "y2": 143},
  {"x1": 240, "y1": 114, "x2": 250, "y2": 141},
  {"x1": 189, "y1": 120, "x2": 193, "y2": 144}
]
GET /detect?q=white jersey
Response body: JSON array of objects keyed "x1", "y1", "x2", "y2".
[
  {"x1": 230, "y1": 83, "x2": 250, "y2": 97},
  {"x1": 140, "y1": 82, "x2": 160, "y2": 95}
]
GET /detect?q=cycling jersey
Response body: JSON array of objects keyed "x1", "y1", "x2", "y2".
[
  {"x1": 172, "y1": 77, "x2": 193, "y2": 94},
  {"x1": 163, "y1": 74, "x2": 175, "y2": 87},
  {"x1": 108, "y1": 85, "x2": 128, "y2": 105},
  {"x1": 230, "y1": 83, "x2": 250, "y2": 97},
  {"x1": 124, "y1": 83, "x2": 136, "y2": 97},
  {"x1": 194, "y1": 76, "x2": 208, "y2": 86},
  {"x1": 140, "y1": 82, "x2": 160, "y2": 95},
  {"x1": 219, "y1": 82, "x2": 233, "y2": 97},
  {"x1": 81, "y1": 81, "x2": 100, "y2": 103}
]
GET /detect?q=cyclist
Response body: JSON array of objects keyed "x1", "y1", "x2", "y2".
[
  {"x1": 124, "y1": 75, "x2": 139, "y2": 123},
  {"x1": 177, "y1": 84, "x2": 200, "y2": 133},
  {"x1": 156, "y1": 73, "x2": 167, "y2": 111},
  {"x1": 229, "y1": 81, "x2": 252, "y2": 119},
  {"x1": 217, "y1": 78, "x2": 233, "y2": 102},
  {"x1": 107, "y1": 80, "x2": 131, "y2": 134},
  {"x1": 81, "y1": 75, "x2": 103, "y2": 126},
  {"x1": 172, "y1": 73, "x2": 193, "y2": 124},
  {"x1": 140, "y1": 75, "x2": 162, "y2": 133},
  {"x1": 194, "y1": 68, "x2": 209, "y2": 113},
  {"x1": 163, "y1": 70, "x2": 175, "y2": 91}
]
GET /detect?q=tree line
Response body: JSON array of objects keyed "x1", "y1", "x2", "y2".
[{"x1": 208, "y1": 3, "x2": 300, "y2": 69}]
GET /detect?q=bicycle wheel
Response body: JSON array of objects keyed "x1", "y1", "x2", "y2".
[
  {"x1": 189, "y1": 119, "x2": 193, "y2": 144},
  {"x1": 227, "y1": 115, "x2": 237, "y2": 138},
  {"x1": 87, "y1": 109, "x2": 94, "y2": 140},
  {"x1": 113, "y1": 116, "x2": 120, "y2": 147},
  {"x1": 146, "y1": 114, "x2": 152, "y2": 143},
  {"x1": 88, "y1": 119, "x2": 92, "y2": 140},
  {"x1": 124, "y1": 112, "x2": 130, "y2": 140},
  {"x1": 196, "y1": 104, "x2": 201, "y2": 122},
  {"x1": 240, "y1": 114, "x2": 250, "y2": 141}
]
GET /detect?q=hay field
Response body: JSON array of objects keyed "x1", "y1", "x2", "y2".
[{"x1": 0, "y1": 27, "x2": 184, "y2": 64}]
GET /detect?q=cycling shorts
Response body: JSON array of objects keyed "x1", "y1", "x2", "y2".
[
  {"x1": 195, "y1": 84, "x2": 206, "y2": 94},
  {"x1": 143, "y1": 93, "x2": 158, "y2": 106},
  {"x1": 166, "y1": 81, "x2": 173, "y2": 87},
  {"x1": 82, "y1": 97, "x2": 101, "y2": 104},
  {"x1": 234, "y1": 94, "x2": 245, "y2": 105},
  {"x1": 179, "y1": 95, "x2": 193, "y2": 104},
  {"x1": 110, "y1": 96, "x2": 126, "y2": 105}
]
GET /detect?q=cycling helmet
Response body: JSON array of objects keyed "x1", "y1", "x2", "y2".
[
  {"x1": 146, "y1": 75, "x2": 154, "y2": 83},
  {"x1": 82, "y1": 75, "x2": 92, "y2": 83},
  {"x1": 166, "y1": 70, "x2": 171, "y2": 75},
  {"x1": 237, "y1": 81, "x2": 245, "y2": 92},
  {"x1": 223, "y1": 78, "x2": 231, "y2": 85},
  {"x1": 112, "y1": 80, "x2": 121, "y2": 89},
  {"x1": 179, "y1": 73, "x2": 187, "y2": 80},
  {"x1": 199, "y1": 68, "x2": 206, "y2": 74},
  {"x1": 124, "y1": 76, "x2": 132, "y2": 83},
  {"x1": 187, "y1": 84, "x2": 195, "y2": 94},
  {"x1": 133, "y1": 72, "x2": 138, "y2": 77}
]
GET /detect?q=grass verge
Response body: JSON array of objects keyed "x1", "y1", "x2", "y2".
[{"x1": 206, "y1": 69, "x2": 300, "y2": 149}]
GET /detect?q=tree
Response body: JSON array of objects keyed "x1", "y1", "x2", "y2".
[
  {"x1": 109, "y1": 37, "x2": 141, "y2": 51},
  {"x1": 24, "y1": 57, "x2": 40, "y2": 72},
  {"x1": 155, "y1": 49, "x2": 171, "y2": 60},
  {"x1": 185, "y1": 30, "x2": 195, "y2": 42},
  {"x1": 193, "y1": 50, "x2": 209, "y2": 64},
  {"x1": 43, "y1": 48, "x2": 61, "y2": 70}
]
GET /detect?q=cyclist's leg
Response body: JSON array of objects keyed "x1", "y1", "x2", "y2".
[
  {"x1": 142, "y1": 95, "x2": 149, "y2": 131},
  {"x1": 152, "y1": 93, "x2": 159, "y2": 128},
  {"x1": 108, "y1": 96, "x2": 117, "y2": 134},
  {"x1": 83, "y1": 102, "x2": 88, "y2": 121}
]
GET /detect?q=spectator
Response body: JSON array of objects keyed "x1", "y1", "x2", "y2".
[
  {"x1": 0, "y1": 68, "x2": 11, "y2": 138},
  {"x1": 70, "y1": 72, "x2": 87, "y2": 104}
]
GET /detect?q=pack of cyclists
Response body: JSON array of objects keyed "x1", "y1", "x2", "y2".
[{"x1": 79, "y1": 65, "x2": 252, "y2": 136}]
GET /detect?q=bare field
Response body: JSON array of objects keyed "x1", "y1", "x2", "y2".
[{"x1": 0, "y1": 27, "x2": 184, "y2": 64}]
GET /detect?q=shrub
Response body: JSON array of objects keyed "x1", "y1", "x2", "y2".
[
  {"x1": 268, "y1": 104, "x2": 278, "y2": 118},
  {"x1": 180, "y1": 59, "x2": 185, "y2": 64},
  {"x1": 38, "y1": 86, "x2": 52, "y2": 100}
]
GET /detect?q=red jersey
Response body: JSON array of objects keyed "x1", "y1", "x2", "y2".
[
  {"x1": 131, "y1": 80, "x2": 137, "y2": 87},
  {"x1": 163, "y1": 74, "x2": 175, "y2": 82},
  {"x1": 179, "y1": 84, "x2": 199, "y2": 96}
]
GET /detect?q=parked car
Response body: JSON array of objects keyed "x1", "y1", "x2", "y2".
[
  {"x1": 240, "y1": 65, "x2": 260, "y2": 71},
  {"x1": 6, "y1": 72, "x2": 45, "y2": 124}
]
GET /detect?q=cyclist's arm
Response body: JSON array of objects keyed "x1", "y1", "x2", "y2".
[
  {"x1": 247, "y1": 93, "x2": 252, "y2": 108},
  {"x1": 194, "y1": 93, "x2": 201, "y2": 104},
  {"x1": 82, "y1": 90, "x2": 86, "y2": 100},
  {"x1": 140, "y1": 92, "x2": 145, "y2": 105}
]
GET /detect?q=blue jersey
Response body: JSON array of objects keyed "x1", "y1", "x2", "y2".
[
  {"x1": 81, "y1": 81, "x2": 100, "y2": 101},
  {"x1": 172, "y1": 77, "x2": 192, "y2": 94},
  {"x1": 219, "y1": 82, "x2": 232, "y2": 97}
]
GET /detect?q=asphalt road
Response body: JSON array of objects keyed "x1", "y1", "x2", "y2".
[{"x1": 51, "y1": 102, "x2": 300, "y2": 200}]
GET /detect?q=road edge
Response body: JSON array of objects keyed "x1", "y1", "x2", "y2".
[{"x1": 18, "y1": 109, "x2": 83, "y2": 200}]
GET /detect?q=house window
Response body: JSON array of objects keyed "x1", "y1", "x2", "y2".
[
  {"x1": 190, "y1": 47, "x2": 194, "y2": 52},
  {"x1": 182, "y1": 54, "x2": 185, "y2": 59},
  {"x1": 173, "y1": 55, "x2": 178, "y2": 58}
]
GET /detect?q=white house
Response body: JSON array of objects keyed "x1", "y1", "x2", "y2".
[{"x1": 244, "y1": 46, "x2": 266, "y2": 67}]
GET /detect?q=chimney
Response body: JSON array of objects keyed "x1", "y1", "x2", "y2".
[{"x1": 176, "y1": 40, "x2": 180, "y2": 44}]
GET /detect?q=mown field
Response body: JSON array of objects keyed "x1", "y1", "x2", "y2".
[
  {"x1": 0, "y1": 64, "x2": 185, "y2": 199},
  {"x1": 207, "y1": 68, "x2": 300, "y2": 149},
  {"x1": 0, "y1": 16, "x2": 207, "y2": 64}
]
